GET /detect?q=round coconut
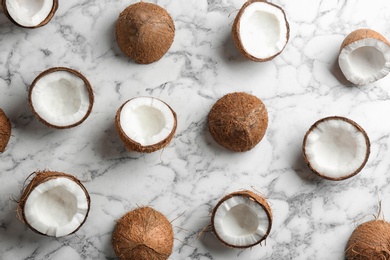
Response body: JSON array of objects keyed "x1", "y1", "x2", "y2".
[
  {"x1": 208, "y1": 92, "x2": 268, "y2": 152},
  {"x1": 346, "y1": 219, "x2": 390, "y2": 259},
  {"x1": 0, "y1": 109, "x2": 11, "y2": 152},
  {"x1": 112, "y1": 207, "x2": 174, "y2": 260},
  {"x1": 116, "y1": 2, "x2": 175, "y2": 64}
]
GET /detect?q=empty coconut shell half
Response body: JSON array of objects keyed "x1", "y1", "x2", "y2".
[
  {"x1": 232, "y1": 0, "x2": 289, "y2": 62},
  {"x1": 0, "y1": 109, "x2": 11, "y2": 152},
  {"x1": 29, "y1": 67, "x2": 94, "y2": 129},
  {"x1": 339, "y1": 28, "x2": 390, "y2": 85},
  {"x1": 112, "y1": 206, "x2": 174, "y2": 260},
  {"x1": 211, "y1": 190, "x2": 272, "y2": 248},
  {"x1": 116, "y1": 2, "x2": 175, "y2": 64},
  {"x1": 17, "y1": 171, "x2": 90, "y2": 237},
  {"x1": 302, "y1": 116, "x2": 370, "y2": 181},
  {"x1": 2, "y1": 0, "x2": 58, "y2": 28},
  {"x1": 208, "y1": 92, "x2": 268, "y2": 152}
]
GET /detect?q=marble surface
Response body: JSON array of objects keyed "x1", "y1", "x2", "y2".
[{"x1": 1, "y1": 0, "x2": 390, "y2": 259}]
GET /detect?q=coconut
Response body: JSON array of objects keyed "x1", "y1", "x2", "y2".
[
  {"x1": 17, "y1": 171, "x2": 90, "y2": 237},
  {"x1": 232, "y1": 0, "x2": 289, "y2": 62},
  {"x1": 116, "y1": 2, "x2": 175, "y2": 64},
  {"x1": 208, "y1": 92, "x2": 268, "y2": 152},
  {"x1": 0, "y1": 109, "x2": 11, "y2": 152},
  {"x1": 338, "y1": 28, "x2": 390, "y2": 85},
  {"x1": 302, "y1": 116, "x2": 370, "y2": 181},
  {"x1": 112, "y1": 206, "x2": 174, "y2": 260},
  {"x1": 115, "y1": 97, "x2": 177, "y2": 153},
  {"x1": 211, "y1": 190, "x2": 272, "y2": 248},
  {"x1": 1, "y1": 0, "x2": 58, "y2": 28},
  {"x1": 29, "y1": 67, "x2": 94, "y2": 129}
]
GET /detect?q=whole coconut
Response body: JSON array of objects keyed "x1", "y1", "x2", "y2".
[{"x1": 0, "y1": 109, "x2": 11, "y2": 152}]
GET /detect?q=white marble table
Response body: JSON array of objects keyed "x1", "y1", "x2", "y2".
[{"x1": 1, "y1": 0, "x2": 390, "y2": 259}]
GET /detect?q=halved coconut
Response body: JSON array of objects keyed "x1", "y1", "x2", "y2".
[
  {"x1": 0, "y1": 109, "x2": 11, "y2": 152},
  {"x1": 29, "y1": 67, "x2": 94, "y2": 129},
  {"x1": 338, "y1": 29, "x2": 390, "y2": 85},
  {"x1": 303, "y1": 116, "x2": 370, "y2": 181},
  {"x1": 232, "y1": 0, "x2": 289, "y2": 62},
  {"x1": 211, "y1": 190, "x2": 272, "y2": 248},
  {"x1": 17, "y1": 171, "x2": 90, "y2": 237},
  {"x1": 116, "y1": 2, "x2": 175, "y2": 64},
  {"x1": 115, "y1": 97, "x2": 177, "y2": 153},
  {"x1": 2, "y1": 0, "x2": 58, "y2": 28},
  {"x1": 112, "y1": 207, "x2": 174, "y2": 260},
  {"x1": 208, "y1": 92, "x2": 268, "y2": 152}
]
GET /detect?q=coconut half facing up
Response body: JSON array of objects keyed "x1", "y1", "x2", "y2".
[
  {"x1": 115, "y1": 97, "x2": 177, "y2": 153},
  {"x1": 0, "y1": 109, "x2": 11, "y2": 152},
  {"x1": 29, "y1": 67, "x2": 94, "y2": 129},
  {"x1": 112, "y1": 207, "x2": 174, "y2": 260},
  {"x1": 303, "y1": 116, "x2": 370, "y2": 181},
  {"x1": 339, "y1": 29, "x2": 390, "y2": 85},
  {"x1": 211, "y1": 190, "x2": 272, "y2": 248},
  {"x1": 2, "y1": 0, "x2": 58, "y2": 28},
  {"x1": 232, "y1": 0, "x2": 289, "y2": 62},
  {"x1": 17, "y1": 171, "x2": 90, "y2": 237}
]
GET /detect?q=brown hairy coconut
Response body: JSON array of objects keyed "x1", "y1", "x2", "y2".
[
  {"x1": 211, "y1": 190, "x2": 272, "y2": 248},
  {"x1": 0, "y1": 109, "x2": 11, "y2": 152},
  {"x1": 112, "y1": 207, "x2": 174, "y2": 260},
  {"x1": 17, "y1": 171, "x2": 90, "y2": 237},
  {"x1": 116, "y1": 2, "x2": 175, "y2": 64},
  {"x1": 208, "y1": 92, "x2": 268, "y2": 152}
]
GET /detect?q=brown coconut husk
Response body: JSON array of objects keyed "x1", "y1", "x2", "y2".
[
  {"x1": 208, "y1": 92, "x2": 268, "y2": 152},
  {"x1": 302, "y1": 116, "x2": 370, "y2": 181},
  {"x1": 232, "y1": 0, "x2": 290, "y2": 62},
  {"x1": 1, "y1": 0, "x2": 58, "y2": 28},
  {"x1": 211, "y1": 190, "x2": 273, "y2": 248},
  {"x1": 112, "y1": 206, "x2": 174, "y2": 260},
  {"x1": 115, "y1": 97, "x2": 177, "y2": 153},
  {"x1": 340, "y1": 28, "x2": 390, "y2": 54},
  {"x1": 116, "y1": 2, "x2": 175, "y2": 64},
  {"x1": 0, "y1": 109, "x2": 11, "y2": 152},
  {"x1": 28, "y1": 67, "x2": 94, "y2": 129},
  {"x1": 17, "y1": 170, "x2": 91, "y2": 236}
]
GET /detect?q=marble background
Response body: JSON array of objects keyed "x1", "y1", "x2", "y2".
[{"x1": 1, "y1": 0, "x2": 390, "y2": 259}]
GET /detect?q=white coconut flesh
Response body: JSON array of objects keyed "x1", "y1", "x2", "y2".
[
  {"x1": 5, "y1": 0, "x2": 54, "y2": 27},
  {"x1": 120, "y1": 97, "x2": 175, "y2": 146},
  {"x1": 239, "y1": 2, "x2": 288, "y2": 59},
  {"x1": 31, "y1": 70, "x2": 91, "y2": 127},
  {"x1": 339, "y1": 39, "x2": 390, "y2": 85},
  {"x1": 304, "y1": 119, "x2": 368, "y2": 179},
  {"x1": 23, "y1": 178, "x2": 89, "y2": 237},
  {"x1": 213, "y1": 196, "x2": 270, "y2": 247}
]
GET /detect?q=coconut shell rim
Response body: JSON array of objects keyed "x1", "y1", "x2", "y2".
[
  {"x1": 0, "y1": 108, "x2": 11, "y2": 153},
  {"x1": 339, "y1": 28, "x2": 390, "y2": 53}
]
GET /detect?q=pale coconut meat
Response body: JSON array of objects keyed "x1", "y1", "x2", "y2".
[{"x1": 303, "y1": 116, "x2": 370, "y2": 181}]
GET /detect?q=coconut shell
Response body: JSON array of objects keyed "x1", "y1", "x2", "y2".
[
  {"x1": 208, "y1": 92, "x2": 268, "y2": 152},
  {"x1": 346, "y1": 220, "x2": 390, "y2": 259},
  {"x1": 28, "y1": 67, "x2": 94, "y2": 129},
  {"x1": 211, "y1": 190, "x2": 273, "y2": 248},
  {"x1": 340, "y1": 28, "x2": 390, "y2": 53},
  {"x1": 1, "y1": 0, "x2": 58, "y2": 28},
  {"x1": 116, "y1": 2, "x2": 175, "y2": 64},
  {"x1": 112, "y1": 206, "x2": 174, "y2": 260},
  {"x1": 232, "y1": 0, "x2": 290, "y2": 62},
  {"x1": 0, "y1": 109, "x2": 11, "y2": 152},
  {"x1": 17, "y1": 170, "x2": 91, "y2": 236}
]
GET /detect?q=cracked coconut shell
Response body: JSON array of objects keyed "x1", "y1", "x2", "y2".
[{"x1": 0, "y1": 109, "x2": 11, "y2": 152}]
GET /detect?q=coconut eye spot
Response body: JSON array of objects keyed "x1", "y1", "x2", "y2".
[
  {"x1": 348, "y1": 46, "x2": 386, "y2": 78},
  {"x1": 5, "y1": 0, "x2": 54, "y2": 27},
  {"x1": 128, "y1": 106, "x2": 166, "y2": 138},
  {"x1": 221, "y1": 204, "x2": 259, "y2": 236}
]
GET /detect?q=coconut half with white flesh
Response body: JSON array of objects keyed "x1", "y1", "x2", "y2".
[
  {"x1": 232, "y1": 0, "x2": 289, "y2": 62},
  {"x1": 211, "y1": 190, "x2": 272, "y2": 248},
  {"x1": 338, "y1": 29, "x2": 390, "y2": 85},
  {"x1": 2, "y1": 0, "x2": 58, "y2": 28},
  {"x1": 303, "y1": 116, "x2": 370, "y2": 181},
  {"x1": 29, "y1": 67, "x2": 94, "y2": 129},
  {"x1": 0, "y1": 109, "x2": 11, "y2": 152},
  {"x1": 115, "y1": 97, "x2": 177, "y2": 153},
  {"x1": 17, "y1": 171, "x2": 90, "y2": 237}
]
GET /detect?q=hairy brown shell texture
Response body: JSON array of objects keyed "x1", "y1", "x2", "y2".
[
  {"x1": 346, "y1": 220, "x2": 390, "y2": 259},
  {"x1": 208, "y1": 92, "x2": 268, "y2": 152},
  {"x1": 340, "y1": 28, "x2": 390, "y2": 53},
  {"x1": 116, "y1": 2, "x2": 175, "y2": 64},
  {"x1": 0, "y1": 109, "x2": 11, "y2": 152},
  {"x1": 112, "y1": 207, "x2": 174, "y2": 260}
]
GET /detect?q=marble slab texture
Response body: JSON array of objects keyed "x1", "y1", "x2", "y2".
[{"x1": 1, "y1": 0, "x2": 390, "y2": 259}]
